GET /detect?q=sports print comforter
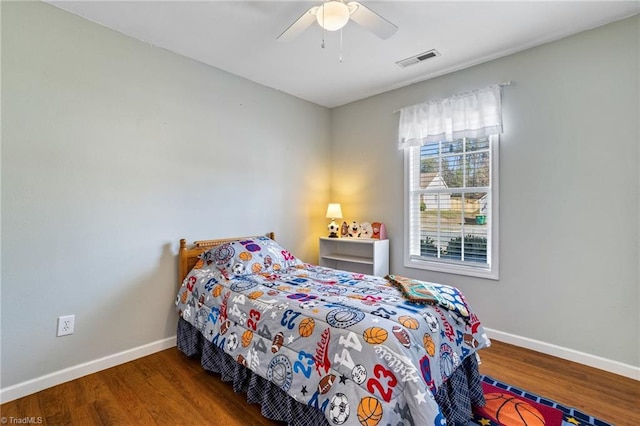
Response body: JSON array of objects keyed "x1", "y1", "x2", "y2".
[{"x1": 175, "y1": 237, "x2": 490, "y2": 426}]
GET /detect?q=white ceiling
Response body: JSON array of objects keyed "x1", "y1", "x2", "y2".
[{"x1": 47, "y1": 1, "x2": 639, "y2": 108}]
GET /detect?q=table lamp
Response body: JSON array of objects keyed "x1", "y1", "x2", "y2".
[{"x1": 325, "y1": 203, "x2": 343, "y2": 238}]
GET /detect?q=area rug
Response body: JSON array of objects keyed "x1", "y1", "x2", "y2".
[{"x1": 471, "y1": 376, "x2": 613, "y2": 426}]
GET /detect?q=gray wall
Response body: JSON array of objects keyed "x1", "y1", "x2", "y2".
[
  {"x1": 2, "y1": 1, "x2": 638, "y2": 394},
  {"x1": 1, "y1": 1, "x2": 330, "y2": 389},
  {"x1": 331, "y1": 15, "x2": 639, "y2": 367}
]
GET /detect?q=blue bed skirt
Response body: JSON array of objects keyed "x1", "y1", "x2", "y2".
[{"x1": 177, "y1": 317, "x2": 484, "y2": 425}]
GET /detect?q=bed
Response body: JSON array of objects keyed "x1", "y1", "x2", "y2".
[{"x1": 175, "y1": 234, "x2": 490, "y2": 426}]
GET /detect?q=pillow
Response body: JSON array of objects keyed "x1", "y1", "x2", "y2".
[
  {"x1": 200, "y1": 237, "x2": 302, "y2": 276},
  {"x1": 385, "y1": 274, "x2": 470, "y2": 319}
]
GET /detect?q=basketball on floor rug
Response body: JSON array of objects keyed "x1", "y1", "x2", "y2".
[{"x1": 473, "y1": 376, "x2": 613, "y2": 426}]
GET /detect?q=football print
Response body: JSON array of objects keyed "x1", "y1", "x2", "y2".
[
  {"x1": 392, "y1": 325, "x2": 411, "y2": 348},
  {"x1": 464, "y1": 333, "x2": 479, "y2": 348},
  {"x1": 236, "y1": 354, "x2": 247, "y2": 367},
  {"x1": 220, "y1": 319, "x2": 231, "y2": 335},
  {"x1": 271, "y1": 332, "x2": 285, "y2": 353},
  {"x1": 318, "y1": 374, "x2": 337, "y2": 395}
]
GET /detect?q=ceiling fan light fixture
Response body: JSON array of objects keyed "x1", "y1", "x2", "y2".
[{"x1": 316, "y1": 1, "x2": 350, "y2": 31}]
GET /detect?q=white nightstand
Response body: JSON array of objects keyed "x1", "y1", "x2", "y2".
[{"x1": 319, "y1": 237, "x2": 389, "y2": 276}]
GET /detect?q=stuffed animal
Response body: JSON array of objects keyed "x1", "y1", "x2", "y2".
[
  {"x1": 341, "y1": 222, "x2": 349, "y2": 238},
  {"x1": 371, "y1": 222, "x2": 382, "y2": 239},
  {"x1": 360, "y1": 222, "x2": 373, "y2": 238},
  {"x1": 348, "y1": 221, "x2": 361, "y2": 238}
]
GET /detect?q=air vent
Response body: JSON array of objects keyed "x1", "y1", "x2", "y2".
[{"x1": 396, "y1": 49, "x2": 441, "y2": 68}]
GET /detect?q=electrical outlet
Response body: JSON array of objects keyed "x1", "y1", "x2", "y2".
[{"x1": 57, "y1": 315, "x2": 75, "y2": 337}]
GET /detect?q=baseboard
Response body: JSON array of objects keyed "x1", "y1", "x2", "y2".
[
  {"x1": 485, "y1": 327, "x2": 640, "y2": 381},
  {"x1": 0, "y1": 336, "x2": 177, "y2": 404},
  {"x1": 3, "y1": 330, "x2": 637, "y2": 404}
]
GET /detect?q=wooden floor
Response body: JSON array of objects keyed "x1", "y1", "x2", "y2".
[
  {"x1": 477, "y1": 341, "x2": 639, "y2": 425},
  {"x1": 2, "y1": 340, "x2": 638, "y2": 425}
]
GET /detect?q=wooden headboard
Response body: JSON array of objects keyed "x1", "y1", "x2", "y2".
[{"x1": 178, "y1": 232, "x2": 276, "y2": 287}]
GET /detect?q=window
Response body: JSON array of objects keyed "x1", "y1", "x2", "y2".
[{"x1": 404, "y1": 135, "x2": 499, "y2": 279}]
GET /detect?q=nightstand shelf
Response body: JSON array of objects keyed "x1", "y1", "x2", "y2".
[{"x1": 319, "y1": 237, "x2": 389, "y2": 276}]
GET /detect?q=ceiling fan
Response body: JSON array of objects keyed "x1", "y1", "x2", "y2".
[{"x1": 277, "y1": 1, "x2": 398, "y2": 42}]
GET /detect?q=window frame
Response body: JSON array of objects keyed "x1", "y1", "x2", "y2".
[{"x1": 403, "y1": 135, "x2": 499, "y2": 280}]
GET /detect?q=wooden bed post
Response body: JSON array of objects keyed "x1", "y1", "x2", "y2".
[{"x1": 178, "y1": 238, "x2": 188, "y2": 288}]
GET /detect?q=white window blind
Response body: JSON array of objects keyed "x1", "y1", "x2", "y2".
[{"x1": 405, "y1": 136, "x2": 498, "y2": 278}]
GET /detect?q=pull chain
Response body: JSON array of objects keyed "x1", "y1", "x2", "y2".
[
  {"x1": 321, "y1": 3, "x2": 326, "y2": 48},
  {"x1": 339, "y1": 28, "x2": 343, "y2": 62}
]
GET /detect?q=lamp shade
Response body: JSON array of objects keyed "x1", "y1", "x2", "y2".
[
  {"x1": 316, "y1": 1, "x2": 350, "y2": 31},
  {"x1": 325, "y1": 203, "x2": 343, "y2": 219}
]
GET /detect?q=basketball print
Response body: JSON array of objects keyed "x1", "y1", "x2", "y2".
[
  {"x1": 212, "y1": 284, "x2": 223, "y2": 298},
  {"x1": 439, "y1": 344, "x2": 455, "y2": 378},
  {"x1": 333, "y1": 309, "x2": 358, "y2": 323},
  {"x1": 326, "y1": 307, "x2": 365, "y2": 329},
  {"x1": 239, "y1": 251, "x2": 252, "y2": 261},
  {"x1": 363, "y1": 327, "x2": 388, "y2": 345},
  {"x1": 212, "y1": 244, "x2": 234, "y2": 265},
  {"x1": 248, "y1": 290, "x2": 264, "y2": 300},
  {"x1": 270, "y1": 364, "x2": 286, "y2": 383},
  {"x1": 241, "y1": 330, "x2": 254, "y2": 347},
  {"x1": 267, "y1": 354, "x2": 293, "y2": 392},
  {"x1": 357, "y1": 396, "x2": 383, "y2": 426},
  {"x1": 398, "y1": 315, "x2": 420, "y2": 330},
  {"x1": 423, "y1": 334, "x2": 436, "y2": 357},
  {"x1": 298, "y1": 317, "x2": 316, "y2": 337},
  {"x1": 230, "y1": 280, "x2": 258, "y2": 292},
  {"x1": 483, "y1": 393, "x2": 545, "y2": 426}
]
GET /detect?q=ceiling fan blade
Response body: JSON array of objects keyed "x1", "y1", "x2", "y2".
[
  {"x1": 277, "y1": 7, "x2": 318, "y2": 42},
  {"x1": 347, "y1": 1, "x2": 398, "y2": 40}
]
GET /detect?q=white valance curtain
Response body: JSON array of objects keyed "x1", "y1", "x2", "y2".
[{"x1": 397, "y1": 84, "x2": 503, "y2": 149}]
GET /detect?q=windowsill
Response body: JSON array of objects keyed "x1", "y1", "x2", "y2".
[{"x1": 404, "y1": 257, "x2": 499, "y2": 280}]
